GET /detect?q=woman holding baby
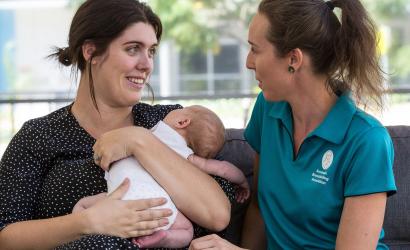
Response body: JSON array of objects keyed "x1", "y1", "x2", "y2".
[{"x1": 0, "y1": 0, "x2": 233, "y2": 249}]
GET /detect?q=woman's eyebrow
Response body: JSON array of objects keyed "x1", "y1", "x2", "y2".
[
  {"x1": 248, "y1": 40, "x2": 258, "y2": 47},
  {"x1": 122, "y1": 41, "x2": 159, "y2": 47}
]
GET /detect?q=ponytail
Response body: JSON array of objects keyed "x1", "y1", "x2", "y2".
[
  {"x1": 332, "y1": 0, "x2": 385, "y2": 109},
  {"x1": 48, "y1": 47, "x2": 72, "y2": 66}
]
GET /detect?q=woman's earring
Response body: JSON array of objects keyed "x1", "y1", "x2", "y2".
[{"x1": 288, "y1": 66, "x2": 295, "y2": 73}]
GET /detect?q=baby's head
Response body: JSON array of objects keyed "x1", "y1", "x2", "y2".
[{"x1": 163, "y1": 105, "x2": 225, "y2": 158}]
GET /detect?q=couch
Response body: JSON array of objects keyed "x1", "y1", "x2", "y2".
[{"x1": 216, "y1": 126, "x2": 410, "y2": 249}]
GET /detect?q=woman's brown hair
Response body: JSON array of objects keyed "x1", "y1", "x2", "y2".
[{"x1": 258, "y1": 0, "x2": 385, "y2": 109}]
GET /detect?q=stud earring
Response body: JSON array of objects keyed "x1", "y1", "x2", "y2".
[{"x1": 288, "y1": 66, "x2": 295, "y2": 73}]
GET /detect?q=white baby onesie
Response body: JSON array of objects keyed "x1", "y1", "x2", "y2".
[{"x1": 105, "y1": 121, "x2": 193, "y2": 230}]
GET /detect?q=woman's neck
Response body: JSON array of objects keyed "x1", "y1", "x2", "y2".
[
  {"x1": 289, "y1": 74, "x2": 338, "y2": 136},
  {"x1": 287, "y1": 73, "x2": 338, "y2": 157},
  {"x1": 71, "y1": 79, "x2": 134, "y2": 139}
]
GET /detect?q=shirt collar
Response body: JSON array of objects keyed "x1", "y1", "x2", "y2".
[
  {"x1": 311, "y1": 93, "x2": 356, "y2": 144},
  {"x1": 268, "y1": 101, "x2": 294, "y2": 135},
  {"x1": 152, "y1": 121, "x2": 188, "y2": 147},
  {"x1": 267, "y1": 93, "x2": 356, "y2": 144}
]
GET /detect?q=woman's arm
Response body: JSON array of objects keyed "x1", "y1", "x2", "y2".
[
  {"x1": 336, "y1": 127, "x2": 394, "y2": 249},
  {"x1": 0, "y1": 210, "x2": 89, "y2": 249},
  {"x1": 241, "y1": 154, "x2": 266, "y2": 249},
  {"x1": 0, "y1": 179, "x2": 170, "y2": 249},
  {"x1": 335, "y1": 193, "x2": 387, "y2": 250},
  {"x1": 94, "y1": 126, "x2": 231, "y2": 231}
]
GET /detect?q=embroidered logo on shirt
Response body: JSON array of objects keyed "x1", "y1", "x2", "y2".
[
  {"x1": 322, "y1": 150, "x2": 333, "y2": 170},
  {"x1": 311, "y1": 150, "x2": 333, "y2": 185}
]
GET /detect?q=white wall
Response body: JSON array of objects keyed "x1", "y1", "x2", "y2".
[{"x1": 14, "y1": 7, "x2": 75, "y2": 93}]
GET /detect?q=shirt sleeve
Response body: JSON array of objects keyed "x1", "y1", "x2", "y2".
[
  {"x1": 344, "y1": 126, "x2": 396, "y2": 197},
  {"x1": 244, "y1": 93, "x2": 264, "y2": 154},
  {"x1": 0, "y1": 122, "x2": 46, "y2": 231}
]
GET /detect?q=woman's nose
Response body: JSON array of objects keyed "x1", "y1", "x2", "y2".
[
  {"x1": 136, "y1": 51, "x2": 152, "y2": 72},
  {"x1": 246, "y1": 52, "x2": 255, "y2": 69}
]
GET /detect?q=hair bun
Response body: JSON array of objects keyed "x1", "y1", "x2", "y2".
[{"x1": 57, "y1": 47, "x2": 72, "y2": 66}]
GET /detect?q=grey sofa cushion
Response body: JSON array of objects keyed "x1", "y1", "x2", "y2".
[
  {"x1": 384, "y1": 240, "x2": 410, "y2": 250},
  {"x1": 383, "y1": 126, "x2": 410, "y2": 243},
  {"x1": 215, "y1": 129, "x2": 255, "y2": 186},
  {"x1": 215, "y1": 129, "x2": 255, "y2": 244}
]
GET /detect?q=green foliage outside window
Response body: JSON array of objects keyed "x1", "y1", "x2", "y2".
[{"x1": 69, "y1": 0, "x2": 410, "y2": 85}]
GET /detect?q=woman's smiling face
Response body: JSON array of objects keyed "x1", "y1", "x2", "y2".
[{"x1": 91, "y1": 22, "x2": 158, "y2": 107}]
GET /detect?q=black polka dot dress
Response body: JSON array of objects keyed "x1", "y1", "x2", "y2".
[{"x1": 0, "y1": 103, "x2": 235, "y2": 250}]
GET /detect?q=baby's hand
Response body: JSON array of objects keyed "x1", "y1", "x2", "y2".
[
  {"x1": 235, "y1": 180, "x2": 250, "y2": 203},
  {"x1": 72, "y1": 193, "x2": 107, "y2": 213}
]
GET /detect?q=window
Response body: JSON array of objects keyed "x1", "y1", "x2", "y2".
[{"x1": 177, "y1": 43, "x2": 248, "y2": 95}]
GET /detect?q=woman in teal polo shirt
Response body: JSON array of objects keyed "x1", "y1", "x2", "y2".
[{"x1": 189, "y1": 0, "x2": 396, "y2": 249}]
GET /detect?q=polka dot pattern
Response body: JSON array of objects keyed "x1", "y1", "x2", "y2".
[{"x1": 0, "y1": 102, "x2": 235, "y2": 249}]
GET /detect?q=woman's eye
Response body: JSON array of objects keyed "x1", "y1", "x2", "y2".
[
  {"x1": 126, "y1": 46, "x2": 139, "y2": 55},
  {"x1": 148, "y1": 47, "x2": 157, "y2": 57}
]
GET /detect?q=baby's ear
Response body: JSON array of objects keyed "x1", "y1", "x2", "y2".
[{"x1": 175, "y1": 118, "x2": 191, "y2": 128}]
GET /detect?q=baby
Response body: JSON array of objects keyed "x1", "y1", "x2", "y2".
[{"x1": 73, "y1": 105, "x2": 249, "y2": 248}]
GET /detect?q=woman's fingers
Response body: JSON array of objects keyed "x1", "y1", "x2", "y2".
[
  {"x1": 127, "y1": 197, "x2": 168, "y2": 210},
  {"x1": 93, "y1": 127, "x2": 140, "y2": 170},
  {"x1": 99, "y1": 156, "x2": 111, "y2": 171},
  {"x1": 189, "y1": 234, "x2": 215, "y2": 249},
  {"x1": 133, "y1": 218, "x2": 169, "y2": 230},
  {"x1": 84, "y1": 189, "x2": 172, "y2": 238},
  {"x1": 93, "y1": 145, "x2": 113, "y2": 170},
  {"x1": 107, "y1": 178, "x2": 130, "y2": 200},
  {"x1": 128, "y1": 229, "x2": 156, "y2": 238},
  {"x1": 189, "y1": 234, "x2": 242, "y2": 250},
  {"x1": 117, "y1": 213, "x2": 169, "y2": 238},
  {"x1": 133, "y1": 207, "x2": 172, "y2": 222}
]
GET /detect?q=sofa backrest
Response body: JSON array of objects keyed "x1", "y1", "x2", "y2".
[
  {"x1": 384, "y1": 126, "x2": 410, "y2": 244},
  {"x1": 218, "y1": 126, "x2": 410, "y2": 245}
]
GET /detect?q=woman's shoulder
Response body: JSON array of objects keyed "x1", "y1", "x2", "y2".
[
  {"x1": 23, "y1": 104, "x2": 72, "y2": 130},
  {"x1": 349, "y1": 109, "x2": 389, "y2": 139},
  {"x1": 342, "y1": 110, "x2": 393, "y2": 156},
  {"x1": 10, "y1": 105, "x2": 74, "y2": 150},
  {"x1": 2, "y1": 105, "x2": 73, "y2": 163},
  {"x1": 132, "y1": 102, "x2": 183, "y2": 128}
]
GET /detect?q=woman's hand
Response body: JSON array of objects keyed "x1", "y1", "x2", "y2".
[
  {"x1": 72, "y1": 193, "x2": 107, "y2": 213},
  {"x1": 189, "y1": 234, "x2": 247, "y2": 250},
  {"x1": 82, "y1": 178, "x2": 172, "y2": 238},
  {"x1": 93, "y1": 126, "x2": 143, "y2": 170}
]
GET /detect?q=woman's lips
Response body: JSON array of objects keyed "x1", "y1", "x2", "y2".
[{"x1": 126, "y1": 77, "x2": 145, "y2": 90}]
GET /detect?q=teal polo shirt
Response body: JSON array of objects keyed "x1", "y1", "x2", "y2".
[{"x1": 244, "y1": 92, "x2": 396, "y2": 250}]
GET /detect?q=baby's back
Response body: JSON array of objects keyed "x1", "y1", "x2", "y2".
[{"x1": 106, "y1": 157, "x2": 178, "y2": 230}]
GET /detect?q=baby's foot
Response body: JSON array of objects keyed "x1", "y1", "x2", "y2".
[{"x1": 132, "y1": 230, "x2": 168, "y2": 248}]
